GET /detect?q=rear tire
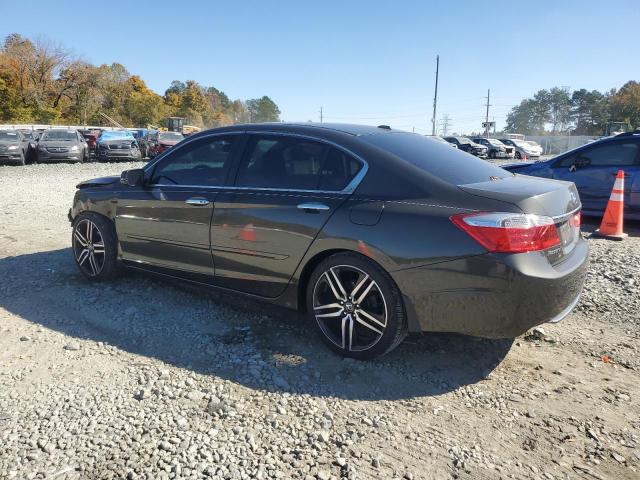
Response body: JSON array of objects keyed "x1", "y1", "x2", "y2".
[
  {"x1": 72, "y1": 213, "x2": 120, "y2": 281},
  {"x1": 306, "y1": 252, "x2": 407, "y2": 360}
]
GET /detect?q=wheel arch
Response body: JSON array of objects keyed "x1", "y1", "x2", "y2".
[
  {"x1": 296, "y1": 248, "x2": 403, "y2": 315},
  {"x1": 72, "y1": 209, "x2": 115, "y2": 230}
]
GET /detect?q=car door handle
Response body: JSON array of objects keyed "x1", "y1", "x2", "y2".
[
  {"x1": 297, "y1": 202, "x2": 330, "y2": 212},
  {"x1": 185, "y1": 197, "x2": 210, "y2": 206}
]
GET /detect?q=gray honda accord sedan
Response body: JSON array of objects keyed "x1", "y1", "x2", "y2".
[{"x1": 68, "y1": 123, "x2": 588, "y2": 359}]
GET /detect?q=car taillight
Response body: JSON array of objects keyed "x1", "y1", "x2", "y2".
[
  {"x1": 450, "y1": 212, "x2": 561, "y2": 253},
  {"x1": 571, "y1": 211, "x2": 581, "y2": 228}
]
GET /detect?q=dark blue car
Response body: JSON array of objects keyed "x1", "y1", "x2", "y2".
[{"x1": 503, "y1": 132, "x2": 640, "y2": 220}]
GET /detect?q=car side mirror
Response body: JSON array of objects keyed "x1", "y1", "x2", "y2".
[{"x1": 120, "y1": 168, "x2": 145, "y2": 187}]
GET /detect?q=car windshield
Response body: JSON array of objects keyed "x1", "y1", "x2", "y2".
[
  {"x1": 0, "y1": 131, "x2": 19, "y2": 140},
  {"x1": 41, "y1": 130, "x2": 76, "y2": 141},
  {"x1": 487, "y1": 139, "x2": 503, "y2": 146},
  {"x1": 100, "y1": 130, "x2": 134, "y2": 141},
  {"x1": 456, "y1": 138, "x2": 472, "y2": 144},
  {"x1": 20, "y1": 132, "x2": 34, "y2": 139},
  {"x1": 512, "y1": 140, "x2": 528, "y2": 147},
  {"x1": 365, "y1": 132, "x2": 509, "y2": 185},
  {"x1": 158, "y1": 132, "x2": 184, "y2": 141}
]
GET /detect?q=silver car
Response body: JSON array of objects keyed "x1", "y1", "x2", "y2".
[
  {"x1": 471, "y1": 138, "x2": 513, "y2": 159},
  {"x1": 499, "y1": 138, "x2": 541, "y2": 160},
  {"x1": 0, "y1": 130, "x2": 30, "y2": 165},
  {"x1": 37, "y1": 129, "x2": 89, "y2": 163}
]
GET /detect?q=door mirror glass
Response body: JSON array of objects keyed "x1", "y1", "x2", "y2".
[{"x1": 121, "y1": 168, "x2": 145, "y2": 187}]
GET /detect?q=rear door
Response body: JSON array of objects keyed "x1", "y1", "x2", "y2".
[
  {"x1": 210, "y1": 133, "x2": 364, "y2": 297},
  {"x1": 115, "y1": 134, "x2": 241, "y2": 282},
  {"x1": 550, "y1": 140, "x2": 640, "y2": 213}
]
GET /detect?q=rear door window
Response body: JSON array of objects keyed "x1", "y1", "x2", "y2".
[
  {"x1": 235, "y1": 135, "x2": 361, "y2": 191},
  {"x1": 365, "y1": 132, "x2": 509, "y2": 185},
  {"x1": 556, "y1": 142, "x2": 640, "y2": 167}
]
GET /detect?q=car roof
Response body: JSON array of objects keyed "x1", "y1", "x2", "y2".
[{"x1": 198, "y1": 122, "x2": 397, "y2": 138}]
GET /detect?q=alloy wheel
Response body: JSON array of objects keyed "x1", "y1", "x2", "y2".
[
  {"x1": 72, "y1": 219, "x2": 106, "y2": 277},
  {"x1": 312, "y1": 265, "x2": 388, "y2": 352}
]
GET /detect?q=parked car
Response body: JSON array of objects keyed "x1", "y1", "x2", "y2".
[
  {"x1": 137, "y1": 130, "x2": 157, "y2": 158},
  {"x1": 80, "y1": 129, "x2": 102, "y2": 157},
  {"x1": 0, "y1": 130, "x2": 29, "y2": 165},
  {"x1": 525, "y1": 140, "x2": 544, "y2": 157},
  {"x1": 429, "y1": 135, "x2": 457, "y2": 148},
  {"x1": 471, "y1": 138, "x2": 512, "y2": 159},
  {"x1": 443, "y1": 136, "x2": 488, "y2": 157},
  {"x1": 499, "y1": 138, "x2": 540, "y2": 160},
  {"x1": 502, "y1": 132, "x2": 640, "y2": 219},
  {"x1": 147, "y1": 130, "x2": 185, "y2": 158},
  {"x1": 36, "y1": 129, "x2": 89, "y2": 163},
  {"x1": 96, "y1": 130, "x2": 142, "y2": 162},
  {"x1": 68, "y1": 123, "x2": 588, "y2": 359},
  {"x1": 80, "y1": 129, "x2": 101, "y2": 158},
  {"x1": 17, "y1": 129, "x2": 38, "y2": 163}
]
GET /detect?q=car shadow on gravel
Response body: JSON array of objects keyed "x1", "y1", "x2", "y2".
[{"x1": 0, "y1": 248, "x2": 514, "y2": 401}]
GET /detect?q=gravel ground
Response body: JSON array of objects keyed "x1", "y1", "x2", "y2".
[{"x1": 0, "y1": 162, "x2": 639, "y2": 480}]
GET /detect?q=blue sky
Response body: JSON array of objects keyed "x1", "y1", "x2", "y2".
[{"x1": 3, "y1": 0, "x2": 639, "y2": 133}]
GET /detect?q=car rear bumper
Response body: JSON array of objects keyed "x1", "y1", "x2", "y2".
[{"x1": 392, "y1": 237, "x2": 589, "y2": 338}]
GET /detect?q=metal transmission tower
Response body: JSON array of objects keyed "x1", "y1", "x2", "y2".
[
  {"x1": 431, "y1": 55, "x2": 439, "y2": 136},
  {"x1": 484, "y1": 89, "x2": 491, "y2": 138},
  {"x1": 440, "y1": 114, "x2": 451, "y2": 136}
]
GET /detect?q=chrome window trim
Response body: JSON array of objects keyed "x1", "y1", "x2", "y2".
[
  {"x1": 143, "y1": 129, "x2": 369, "y2": 195},
  {"x1": 552, "y1": 205, "x2": 581, "y2": 223}
]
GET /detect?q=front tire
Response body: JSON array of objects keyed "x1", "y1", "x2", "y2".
[
  {"x1": 306, "y1": 253, "x2": 407, "y2": 360},
  {"x1": 515, "y1": 151, "x2": 522, "y2": 160},
  {"x1": 16, "y1": 152, "x2": 26, "y2": 166},
  {"x1": 72, "y1": 213, "x2": 120, "y2": 281}
]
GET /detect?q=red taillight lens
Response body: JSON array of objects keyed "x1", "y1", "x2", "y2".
[
  {"x1": 572, "y1": 211, "x2": 581, "y2": 228},
  {"x1": 451, "y1": 212, "x2": 561, "y2": 253}
]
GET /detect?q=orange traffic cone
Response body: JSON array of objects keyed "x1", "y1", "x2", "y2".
[{"x1": 593, "y1": 170, "x2": 627, "y2": 240}]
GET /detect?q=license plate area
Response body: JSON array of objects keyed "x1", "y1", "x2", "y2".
[{"x1": 545, "y1": 212, "x2": 580, "y2": 264}]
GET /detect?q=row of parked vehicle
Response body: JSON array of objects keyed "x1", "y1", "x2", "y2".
[
  {"x1": 439, "y1": 136, "x2": 544, "y2": 160},
  {"x1": 0, "y1": 127, "x2": 185, "y2": 165}
]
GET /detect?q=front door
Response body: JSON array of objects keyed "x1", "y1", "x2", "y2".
[
  {"x1": 115, "y1": 134, "x2": 241, "y2": 281},
  {"x1": 210, "y1": 133, "x2": 364, "y2": 297},
  {"x1": 551, "y1": 140, "x2": 640, "y2": 213}
]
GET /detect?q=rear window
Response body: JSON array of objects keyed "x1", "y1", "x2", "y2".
[{"x1": 365, "y1": 132, "x2": 509, "y2": 185}]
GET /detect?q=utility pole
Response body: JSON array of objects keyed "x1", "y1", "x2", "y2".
[
  {"x1": 320, "y1": 106, "x2": 323, "y2": 123},
  {"x1": 431, "y1": 55, "x2": 439, "y2": 136},
  {"x1": 440, "y1": 114, "x2": 451, "y2": 136},
  {"x1": 484, "y1": 89, "x2": 491, "y2": 138}
]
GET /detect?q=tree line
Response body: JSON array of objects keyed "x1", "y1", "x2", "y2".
[
  {"x1": 504, "y1": 82, "x2": 640, "y2": 136},
  {"x1": 0, "y1": 34, "x2": 281, "y2": 128}
]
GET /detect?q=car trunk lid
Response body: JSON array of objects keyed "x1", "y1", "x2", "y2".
[{"x1": 458, "y1": 174, "x2": 582, "y2": 263}]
